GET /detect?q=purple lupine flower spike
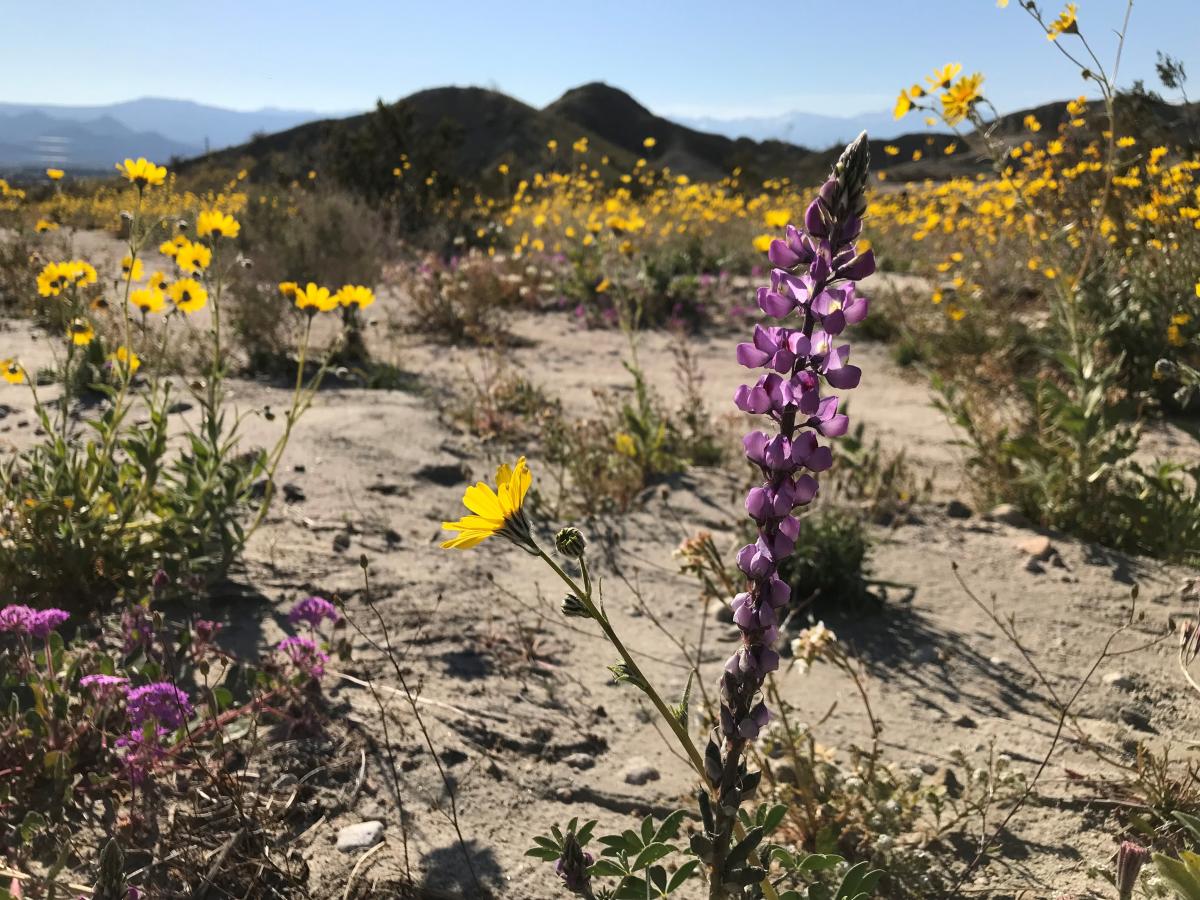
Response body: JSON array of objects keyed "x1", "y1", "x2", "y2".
[{"x1": 702, "y1": 133, "x2": 873, "y2": 892}]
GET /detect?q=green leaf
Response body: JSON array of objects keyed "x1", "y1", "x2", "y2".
[
  {"x1": 632, "y1": 843, "x2": 674, "y2": 871},
  {"x1": 836, "y1": 861, "x2": 883, "y2": 899},
  {"x1": 653, "y1": 809, "x2": 687, "y2": 843},
  {"x1": 590, "y1": 858, "x2": 630, "y2": 878},
  {"x1": 648, "y1": 865, "x2": 668, "y2": 892},
  {"x1": 613, "y1": 876, "x2": 650, "y2": 899},
  {"x1": 796, "y1": 853, "x2": 844, "y2": 872},
  {"x1": 524, "y1": 847, "x2": 561, "y2": 861},
  {"x1": 666, "y1": 859, "x2": 700, "y2": 892},
  {"x1": 641, "y1": 814, "x2": 656, "y2": 845},
  {"x1": 1177, "y1": 812, "x2": 1200, "y2": 845},
  {"x1": 761, "y1": 803, "x2": 787, "y2": 835},
  {"x1": 1155, "y1": 853, "x2": 1200, "y2": 900},
  {"x1": 20, "y1": 810, "x2": 47, "y2": 844}
]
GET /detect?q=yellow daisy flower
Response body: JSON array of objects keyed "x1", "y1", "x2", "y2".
[
  {"x1": 1047, "y1": 3, "x2": 1078, "y2": 40},
  {"x1": 46, "y1": 168, "x2": 64, "y2": 181},
  {"x1": 108, "y1": 346, "x2": 141, "y2": 374},
  {"x1": 441, "y1": 457, "x2": 534, "y2": 550},
  {"x1": 37, "y1": 262, "x2": 70, "y2": 297},
  {"x1": 168, "y1": 278, "x2": 208, "y2": 314},
  {"x1": 115, "y1": 157, "x2": 167, "y2": 188},
  {"x1": 196, "y1": 210, "x2": 241, "y2": 240},
  {"x1": 68, "y1": 318, "x2": 95, "y2": 346},
  {"x1": 175, "y1": 241, "x2": 212, "y2": 274},
  {"x1": 121, "y1": 256, "x2": 144, "y2": 282},
  {"x1": 130, "y1": 287, "x2": 166, "y2": 314},
  {"x1": 926, "y1": 62, "x2": 962, "y2": 91},
  {"x1": 159, "y1": 235, "x2": 189, "y2": 258},
  {"x1": 293, "y1": 283, "x2": 338, "y2": 314},
  {"x1": 2, "y1": 359, "x2": 25, "y2": 384},
  {"x1": 335, "y1": 285, "x2": 375, "y2": 309},
  {"x1": 68, "y1": 260, "x2": 98, "y2": 287}
]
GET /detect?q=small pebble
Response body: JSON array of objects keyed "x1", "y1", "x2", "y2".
[
  {"x1": 622, "y1": 758, "x2": 661, "y2": 785},
  {"x1": 336, "y1": 821, "x2": 384, "y2": 852},
  {"x1": 562, "y1": 752, "x2": 595, "y2": 771}
]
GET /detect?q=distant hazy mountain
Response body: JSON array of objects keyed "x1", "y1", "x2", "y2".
[
  {"x1": 0, "y1": 98, "x2": 348, "y2": 171},
  {"x1": 673, "y1": 109, "x2": 949, "y2": 150}
]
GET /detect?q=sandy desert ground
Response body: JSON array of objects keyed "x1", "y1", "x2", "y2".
[{"x1": 3, "y1": 231, "x2": 1199, "y2": 899}]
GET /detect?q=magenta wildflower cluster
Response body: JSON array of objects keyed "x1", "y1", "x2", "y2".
[
  {"x1": 278, "y1": 595, "x2": 337, "y2": 680},
  {"x1": 0, "y1": 603, "x2": 70, "y2": 639},
  {"x1": 701, "y1": 134, "x2": 874, "y2": 889}
]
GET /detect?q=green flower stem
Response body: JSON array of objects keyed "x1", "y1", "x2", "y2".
[
  {"x1": 82, "y1": 192, "x2": 143, "y2": 499},
  {"x1": 244, "y1": 315, "x2": 323, "y2": 542},
  {"x1": 536, "y1": 546, "x2": 708, "y2": 778},
  {"x1": 534, "y1": 546, "x2": 780, "y2": 900}
]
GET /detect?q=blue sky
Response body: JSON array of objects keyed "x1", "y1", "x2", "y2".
[{"x1": 3, "y1": 1, "x2": 1197, "y2": 118}]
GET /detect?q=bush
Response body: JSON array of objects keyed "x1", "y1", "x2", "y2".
[
  {"x1": 0, "y1": 172, "x2": 337, "y2": 608},
  {"x1": 539, "y1": 348, "x2": 726, "y2": 515},
  {"x1": 229, "y1": 187, "x2": 387, "y2": 373},
  {"x1": 775, "y1": 510, "x2": 872, "y2": 616},
  {"x1": 0, "y1": 594, "x2": 343, "y2": 895},
  {"x1": 404, "y1": 250, "x2": 536, "y2": 344},
  {"x1": 440, "y1": 350, "x2": 558, "y2": 442}
]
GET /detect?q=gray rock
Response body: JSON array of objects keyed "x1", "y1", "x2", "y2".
[
  {"x1": 336, "y1": 820, "x2": 384, "y2": 852},
  {"x1": 953, "y1": 714, "x2": 978, "y2": 729},
  {"x1": 562, "y1": 752, "x2": 595, "y2": 771},
  {"x1": 946, "y1": 499, "x2": 973, "y2": 519},
  {"x1": 622, "y1": 758, "x2": 661, "y2": 785},
  {"x1": 988, "y1": 504, "x2": 1031, "y2": 528},
  {"x1": 1102, "y1": 672, "x2": 1134, "y2": 692}
]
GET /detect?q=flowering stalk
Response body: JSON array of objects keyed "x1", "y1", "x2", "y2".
[{"x1": 699, "y1": 134, "x2": 874, "y2": 898}]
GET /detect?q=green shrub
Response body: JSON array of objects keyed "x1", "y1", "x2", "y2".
[{"x1": 229, "y1": 188, "x2": 387, "y2": 373}]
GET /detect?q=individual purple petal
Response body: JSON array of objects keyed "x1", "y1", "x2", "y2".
[
  {"x1": 804, "y1": 198, "x2": 828, "y2": 238},
  {"x1": 767, "y1": 239, "x2": 800, "y2": 269},
  {"x1": 838, "y1": 249, "x2": 876, "y2": 281},
  {"x1": 793, "y1": 474, "x2": 819, "y2": 505},
  {"x1": 757, "y1": 286, "x2": 794, "y2": 318},
  {"x1": 736, "y1": 342, "x2": 771, "y2": 368},
  {"x1": 734, "y1": 383, "x2": 771, "y2": 415}
]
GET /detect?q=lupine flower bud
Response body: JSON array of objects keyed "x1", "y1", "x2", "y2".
[
  {"x1": 554, "y1": 831, "x2": 594, "y2": 897},
  {"x1": 151, "y1": 568, "x2": 170, "y2": 595},
  {"x1": 555, "y1": 526, "x2": 587, "y2": 558},
  {"x1": 1116, "y1": 840, "x2": 1149, "y2": 899}
]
